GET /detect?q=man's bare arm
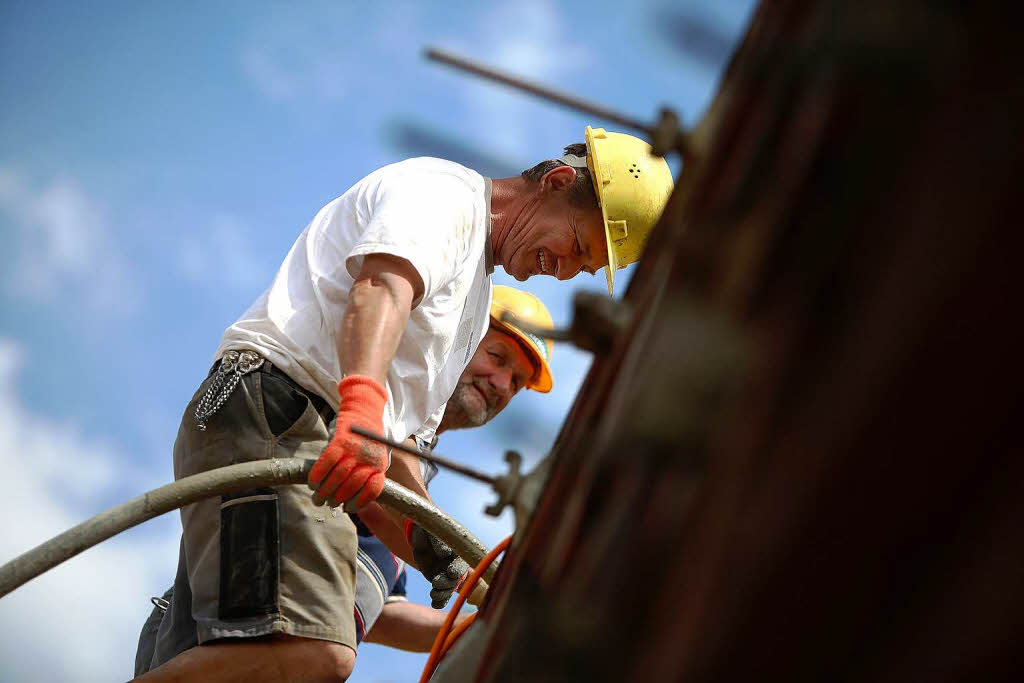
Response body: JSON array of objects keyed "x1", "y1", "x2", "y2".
[
  {"x1": 338, "y1": 253, "x2": 423, "y2": 383},
  {"x1": 339, "y1": 254, "x2": 429, "y2": 500},
  {"x1": 387, "y1": 439, "x2": 431, "y2": 500},
  {"x1": 364, "y1": 602, "x2": 472, "y2": 652},
  {"x1": 309, "y1": 252, "x2": 423, "y2": 507},
  {"x1": 359, "y1": 437, "x2": 435, "y2": 564},
  {"x1": 355, "y1": 502, "x2": 416, "y2": 566}
]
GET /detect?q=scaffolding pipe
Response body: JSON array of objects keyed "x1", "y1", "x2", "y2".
[{"x1": 0, "y1": 458, "x2": 495, "y2": 604}]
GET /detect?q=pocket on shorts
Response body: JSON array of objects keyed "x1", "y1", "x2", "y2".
[
  {"x1": 260, "y1": 372, "x2": 311, "y2": 438},
  {"x1": 219, "y1": 489, "x2": 280, "y2": 620}
]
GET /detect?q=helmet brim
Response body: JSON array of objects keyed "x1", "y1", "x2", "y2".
[
  {"x1": 491, "y1": 318, "x2": 554, "y2": 393},
  {"x1": 603, "y1": 213, "x2": 620, "y2": 297},
  {"x1": 587, "y1": 125, "x2": 619, "y2": 297}
]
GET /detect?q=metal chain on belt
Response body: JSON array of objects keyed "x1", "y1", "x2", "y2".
[{"x1": 194, "y1": 350, "x2": 264, "y2": 430}]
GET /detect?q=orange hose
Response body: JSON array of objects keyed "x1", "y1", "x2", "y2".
[
  {"x1": 419, "y1": 535, "x2": 512, "y2": 683},
  {"x1": 442, "y1": 611, "x2": 478, "y2": 655}
]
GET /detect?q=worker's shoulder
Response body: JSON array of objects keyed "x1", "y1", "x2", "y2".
[{"x1": 370, "y1": 157, "x2": 485, "y2": 195}]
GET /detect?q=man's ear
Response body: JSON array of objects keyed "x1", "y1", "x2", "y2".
[{"x1": 538, "y1": 165, "x2": 578, "y2": 197}]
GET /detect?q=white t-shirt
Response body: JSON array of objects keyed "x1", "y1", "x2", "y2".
[{"x1": 215, "y1": 157, "x2": 494, "y2": 443}]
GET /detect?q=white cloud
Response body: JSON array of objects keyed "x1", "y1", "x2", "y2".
[
  {"x1": 238, "y1": 5, "x2": 362, "y2": 103},
  {"x1": 238, "y1": 3, "x2": 424, "y2": 105},
  {"x1": 241, "y1": 46, "x2": 304, "y2": 100},
  {"x1": 485, "y1": 1, "x2": 592, "y2": 76},
  {"x1": 241, "y1": 41, "x2": 353, "y2": 103},
  {"x1": 177, "y1": 212, "x2": 267, "y2": 290},
  {"x1": 442, "y1": 0, "x2": 596, "y2": 153},
  {"x1": 0, "y1": 339, "x2": 179, "y2": 682},
  {"x1": 0, "y1": 168, "x2": 140, "y2": 315}
]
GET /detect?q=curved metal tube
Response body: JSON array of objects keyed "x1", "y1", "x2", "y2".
[{"x1": 0, "y1": 458, "x2": 497, "y2": 602}]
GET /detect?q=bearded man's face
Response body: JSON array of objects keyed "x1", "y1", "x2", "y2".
[{"x1": 438, "y1": 327, "x2": 537, "y2": 433}]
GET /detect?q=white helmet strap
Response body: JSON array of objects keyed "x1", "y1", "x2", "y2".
[{"x1": 557, "y1": 153, "x2": 588, "y2": 169}]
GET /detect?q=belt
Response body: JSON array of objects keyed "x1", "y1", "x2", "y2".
[{"x1": 207, "y1": 353, "x2": 335, "y2": 424}]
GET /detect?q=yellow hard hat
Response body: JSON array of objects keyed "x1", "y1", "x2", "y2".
[
  {"x1": 488, "y1": 285, "x2": 554, "y2": 393},
  {"x1": 585, "y1": 126, "x2": 674, "y2": 296}
]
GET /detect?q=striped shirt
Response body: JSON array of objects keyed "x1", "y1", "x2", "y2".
[
  {"x1": 352, "y1": 437, "x2": 438, "y2": 643},
  {"x1": 353, "y1": 515, "x2": 408, "y2": 643}
]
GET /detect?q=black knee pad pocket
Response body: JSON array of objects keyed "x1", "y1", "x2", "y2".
[{"x1": 219, "y1": 489, "x2": 280, "y2": 619}]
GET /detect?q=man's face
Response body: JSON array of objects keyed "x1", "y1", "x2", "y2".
[
  {"x1": 501, "y1": 167, "x2": 609, "y2": 282},
  {"x1": 439, "y1": 327, "x2": 537, "y2": 432}
]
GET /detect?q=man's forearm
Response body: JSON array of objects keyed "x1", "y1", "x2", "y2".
[
  {"x1": 387, "y1": 444, "x2": 431, "y2": 501},
  {"x1": 359, "y1": 441, "x2": 430, "y2": 564},
  {"x1": 374, "y1": 444, "x2": 431, "y2": 562},
  {"x1": 313, "y1": 252, "x2": 418, "y2": 508},
  {"x1": 364, "y1": 602, "x2": 472, "y2": 653},
  {"x1": 338, "y1": 254, "x2": 420, "y2": 383},
  {"x1": 356, "y1": 502, "x2": 416, "y2": 566}
]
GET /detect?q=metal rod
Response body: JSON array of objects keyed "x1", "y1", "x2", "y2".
[
  {"x1": 351, "y1": 425, "x2": 498, "y2": 486},
  {"x1": 425, "y1": 47, "x2": 654, "y2": 135},
  {"x1": 500, "y1": 311, "x2": 573, "y2": 343}
]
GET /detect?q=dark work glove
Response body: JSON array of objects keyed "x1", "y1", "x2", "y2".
[{"x1": 407, "y1": 522, "x2": 470, "y2": 608}]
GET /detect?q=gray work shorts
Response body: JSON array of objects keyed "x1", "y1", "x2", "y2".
[{"x1": 141, "y1": 357, "x2": 358, "y2": 672}]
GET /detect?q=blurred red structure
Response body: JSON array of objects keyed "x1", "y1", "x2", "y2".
[{"x1": 442, "y1": 0, "x2": 1024, "y2": 680}]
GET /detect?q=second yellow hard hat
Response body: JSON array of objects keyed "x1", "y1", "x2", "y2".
[{"x1": 488, "y1": 285, "x2": 555, "y2": 393}]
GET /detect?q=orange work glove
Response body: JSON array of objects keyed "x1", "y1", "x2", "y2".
[{"x1": 308, "y1": 375, "x2": 388, "y2": 509}]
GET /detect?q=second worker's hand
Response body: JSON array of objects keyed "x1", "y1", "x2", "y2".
[
  {"x1": 407, "y1": 521, "x2": 470, "y2": 609},
  {"x1": 308, "y1": 375, "x2": 389, "y2": 509}
]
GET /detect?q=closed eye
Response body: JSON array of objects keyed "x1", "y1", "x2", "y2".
[{"x1": 572, "y1": 226, "x2": 596, "y2": 275}]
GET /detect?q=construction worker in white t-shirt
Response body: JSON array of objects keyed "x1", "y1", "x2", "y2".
[
  {"x1": 134, "y1": 286, "x2": 557, "y2": 672},
  {"x1": 135, "y1": 127, "x2": 673, "y2": 682}
]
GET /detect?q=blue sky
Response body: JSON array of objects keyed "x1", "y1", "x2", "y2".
[{"x1": 0, "y1": 1, "x2": 755, "y2": 680}]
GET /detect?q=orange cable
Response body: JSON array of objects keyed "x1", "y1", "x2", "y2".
[
  {"x1": 419, "y1": 535, "x2": 512, "y2": 683},
  {"x1": 441, "y1": 611, "x2": 478, "y2": 655}
]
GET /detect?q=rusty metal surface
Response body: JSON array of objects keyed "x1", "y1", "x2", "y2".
[{"x1": 461, "y1": 0, "x2": 1024, "y2": 681}]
